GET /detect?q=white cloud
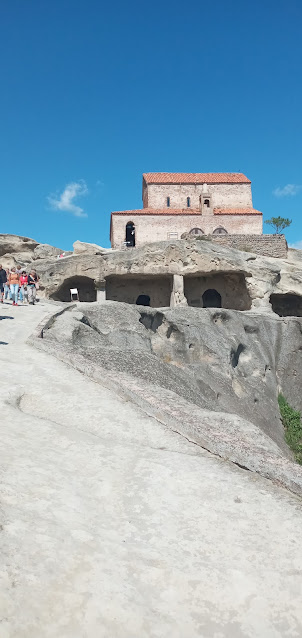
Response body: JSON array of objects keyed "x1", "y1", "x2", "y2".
[
  {"x1": 289, "y1": 240, "x2": 302, "y2": 250},
  {"x1": 272, "y1": 184, "x2": 302, "y2": 197},
  {"x1": 48, "y1": 180, "x2": 88, "y2": 217}
]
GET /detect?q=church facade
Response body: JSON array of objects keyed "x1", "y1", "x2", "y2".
[{"x1": 110, "y1": 172, "x2": 263, "y2": 248}]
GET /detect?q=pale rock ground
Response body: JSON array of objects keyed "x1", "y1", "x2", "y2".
[{"x1": 1, "y1": 301, "x2": 302, "y2": 637}]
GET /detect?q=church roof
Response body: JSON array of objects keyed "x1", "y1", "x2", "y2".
[
  {"x1": 214, "y1": 207, "x2": 262, "y2": 215},
  {"x1": 111, "y1": 208, "x2": 262, "y2": 216},
  {"x1": 143, "y1": 173, "x2": 251, "y2": 184}
]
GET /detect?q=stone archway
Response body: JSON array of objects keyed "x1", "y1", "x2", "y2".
[
  {"x1": 202, "y1": 289, "x2": 222, "y2": 308},
  {"x1": 51, "y1": 276, "x2": 97, "y2": 302},
  {"x1": 136, "y1": 294, "x2": 151, "y2": 306}
]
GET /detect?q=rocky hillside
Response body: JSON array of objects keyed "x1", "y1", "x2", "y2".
[{"x1": 0, "y1": 233, "x2": 64, "y2": 266}]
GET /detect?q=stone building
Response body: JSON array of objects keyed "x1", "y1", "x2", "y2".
[{"x1": 110, "y1": 172, "x2": 263, "y2": 248}]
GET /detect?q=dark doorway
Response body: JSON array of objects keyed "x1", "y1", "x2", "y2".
[
  {"x1": 202, "y1": 289, "x2": 222, "y2": 308},
  {"x1": 125, "y1": 222, "x2": 135, "y2": 247},
  {"x1": 136, "y1": 294, "x2": 150, "y2": 306},
  {"x1": 270, "y1": 293, "x2": 302, "y2": 317},
  {"x1": 50, "y1": 276, "x2": 96, "y2": 302}
]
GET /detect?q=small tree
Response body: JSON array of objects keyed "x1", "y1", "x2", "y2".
[{"x1": 265, "y1": 216, "x2": 292, "y2": 234}]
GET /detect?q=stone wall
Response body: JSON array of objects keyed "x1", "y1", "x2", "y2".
[
  {"x1": 111, "y1": 213, "x2": 262, "y2": 248},
  {"x1": 146, "y1": 183, "x2": 252, "y2": 209},
  {"x1": 210, "y1": 234, "x2": 287, "y2": 258}
]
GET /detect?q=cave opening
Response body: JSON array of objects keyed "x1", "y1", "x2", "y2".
[
  {"x1": 136, "y1": 294, "x2": 150, "y2": 306},
  {"x1": 50, "y1": 276, "x2": 97, "y2": 302},
  {"x1": 270, "y1": 293, "x2": 302, "y2": 317},
  {"x1": 184, "y1": 272, "x2": 251, "y2": 310},
  {"x1": 106, "y1": 275, "x2": 172, "y2": 308},
  {"x1": 202, "y1": 289, "x2": 222, "y2": 308}
]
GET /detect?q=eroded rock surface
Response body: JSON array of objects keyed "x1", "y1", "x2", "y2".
[
  {"x1": 73, "y1": 239, "x2": 112, "y2": 255},
  {"x1": 40, "y1": 302, "x2": 302, "y2": 458},
  {"x1": 1, "y1": 298, "x2": 302, "y2": 637}
]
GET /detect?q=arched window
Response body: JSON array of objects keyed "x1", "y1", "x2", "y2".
[
  {"x1": 213, "y1": 227, "x2": 228, "y2": 235},
  {"x1": 204, "y1": 199, "x2": 210, "y2": 208},
  {"x1": 136, "y1": 294, "x2": 151, "y2": 306},
  {"x1": 189, "y1": 228, "x2": 204, "y2": 235},
  {"x1": 125, "y1": 221, "x2": 135, "y2": 247},
  {"x1": 202, "y1": 289, "x2": 222, "y2": 308},
  {"x1": 167, "y1": 196, "x2": 170, "y2": 207},
  {"x1": 187, "y1": 197, "x2": 191, "y2": 208}
]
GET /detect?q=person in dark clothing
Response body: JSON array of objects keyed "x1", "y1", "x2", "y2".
[
  {"x1": 27, "y1": 270, "x2": 39, "y2": 305},
  {"x1": 0, "y1": 265, "x2": 7, "y2": 303}
]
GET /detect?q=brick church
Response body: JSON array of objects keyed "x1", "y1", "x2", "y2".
[{"x1": 110, "y1": 172, "x2": 263, "y2": 248}]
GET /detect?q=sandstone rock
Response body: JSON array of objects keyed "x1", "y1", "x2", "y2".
[
  {"x1": 0, "y1": 233, "x2": 38, "y2": 257},
  {"x1": 73, "y1": 240, "x2": 112, "y2": 255},
  {"x1": 41, "y1": 301, "x2": 302, "y2": 457},
  {"x1": 35, "y1": 239, "x2": 302, "y2": 315},
  {"x1": 33, "y1": 244, "x2": 64, "y2": 260},
  {"x1": 3, "y1": 301, "x2": 302, "y2": 634},
  {"x1": 0, "y1": 252, "x2": 36, "y2": 268}
]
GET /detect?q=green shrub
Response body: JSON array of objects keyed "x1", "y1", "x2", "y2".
[
  {"x1": 278, "y1": 394, "x2": 302, "y2": 464},
  {"x1": 195, "y1": 235, "x2": 212, "y2": 241}
]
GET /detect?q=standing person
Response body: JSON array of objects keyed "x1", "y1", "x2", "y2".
[
  {"x1": 19, "y1": 270, "x2": 28, "y2": 304},
  {"x1": 27, "y1": 270, "x2": 39, "y2": 305},
  {"x1": 4, "y1": 269, "x2": 11, "y2": 300},
  {"x1": 8, "y1": 267, "x2": 20, "y2": 306},
  {"x1": 0, "y1": 264, "x2": 7, "y2": 303},
  {"x1": 16, "y1": 264, "x2": 23, "y2": 275}
]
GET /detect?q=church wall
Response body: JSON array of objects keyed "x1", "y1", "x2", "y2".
[
  {"x1": 111, "y1": 213, "x2": 262, "y2": 248},
  {"x1": 212, "y1": 214, "x2": 262, "y2": 234},
  {"x1": 146, "y1": 183, "x2": 252, "y2": 210}
]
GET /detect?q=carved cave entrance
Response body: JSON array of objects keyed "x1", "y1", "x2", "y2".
[
  {"x1": 51, "y1": 276, "x2": 97, "y2": 302},
  {"x1": 106, "y1": 275, "x2": 172, "y2": 308},
  {"x1": 136, "y1": 294, "x2": 151, "y2": 306},
  {"x1": 202, "y1": 289, "x2": 222, "y2": 308},
  {"x1": 184, "y1": 272, "x2": 251, "y2": 310},
  {"x1": 270, "y1": 293, "x2": 302, "y2": 317}
]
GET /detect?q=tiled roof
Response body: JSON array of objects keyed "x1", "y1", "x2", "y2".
[
  {"x1": 214, "y1": 207, "x2": 262, "y2": 215},
  {"x1": 143, "y1": 172, "x2": 251, "y2": 184},
  {"x1": 111, "y1": 207, "x2": 262, "y2": 216},
  {"x1": 111, "y1": 208, "x2": 201, "y2": 216}
]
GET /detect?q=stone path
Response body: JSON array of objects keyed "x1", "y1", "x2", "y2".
[{"x1": 1, "y1": 300, "x2": 302, "y2": 637}]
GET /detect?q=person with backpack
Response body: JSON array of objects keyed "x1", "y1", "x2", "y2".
[
  {"x1": 8, "y1": 267, "x2": 20, "y2": 306},
  {"x1": 0, "y1": 264, "x2": 7, "y2": 303},
  {"x1": 27, "y1": 270, "x2": 39, "y2": 305}
]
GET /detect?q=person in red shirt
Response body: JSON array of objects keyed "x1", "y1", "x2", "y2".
[{"x1": 19, "y1": 271, "x2": 28, "y2": 304}]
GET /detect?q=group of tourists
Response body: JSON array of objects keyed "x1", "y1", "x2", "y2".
[{"x1": 0, "y1": 264, "x2": 39, "y2": 306}]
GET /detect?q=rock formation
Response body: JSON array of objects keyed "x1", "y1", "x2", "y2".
[
  {"x1": 2, "y1": 234, "x2": 302, "y2": 635},
  {"x1": 0, "y1": 233, "x2": 64, "y2": 267}
]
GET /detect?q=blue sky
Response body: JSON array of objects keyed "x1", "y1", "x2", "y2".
[{"x1": 0, "y1": 0, "x2": 301, "y2": 250}]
